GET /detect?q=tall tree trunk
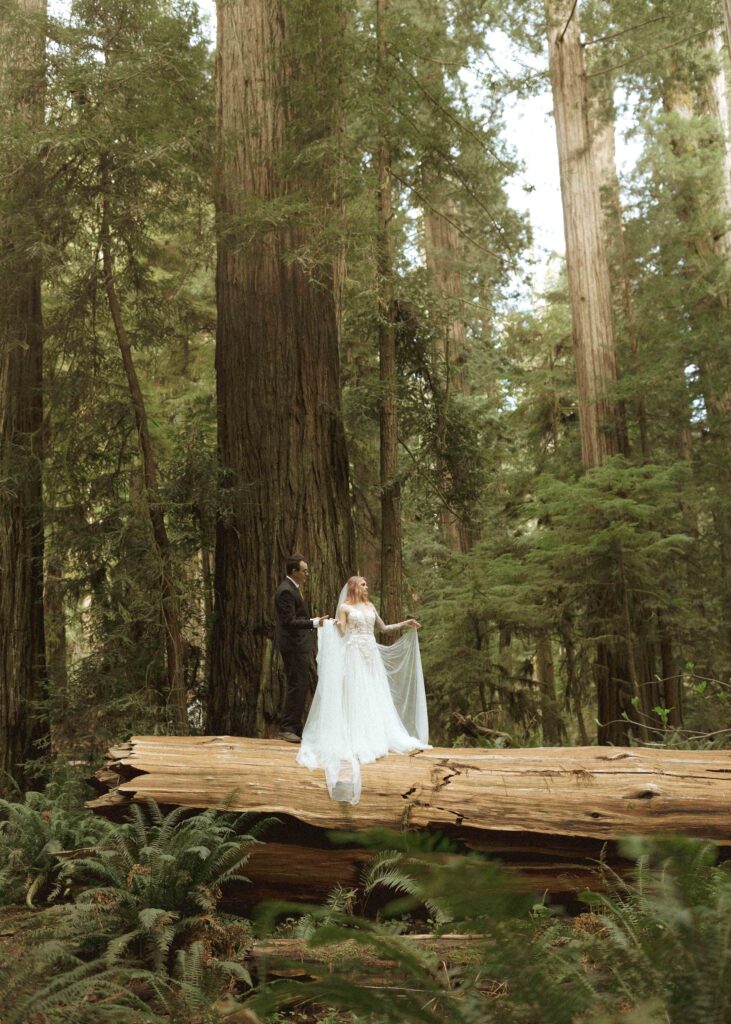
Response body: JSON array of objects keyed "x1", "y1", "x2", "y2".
[
  {"x1": 0, "y1": 0, "x2": 48, "y2": 791},
  {"x1": 194, "y1": 504, "x2": 214, "y2": 691},
  {"x1": 376, "y1": 0, "x2": 402, "y2": 623},
  {"x1": 561, "y1": 625, "x2": 590, "y2": 745},
  {"x1": 723, "y1": 1, "x2": 731, "y2": 63},
  {"x1": 211, "y1": 0, "x2": 355, "y2": 735},
  {"x1": 590, "y1": 93, "x2": 650, "y2": 462},
  {"x1": 545, "y1": 0, "x2": 632, "y2": 745},
  {"x1": 423, "y1": 188, "x2": 472, "y2": 553},
  {"x1": 708, "y1": 30, "x2": 731, "y2": 255},
  {"x1": 534, "y1": 633, "x2": 564, "y2": 745},
  {"x1": 545, "y1": 1, "x2": 627, "y2": 467},
  {"x1": 100, "y1": 158, "x2": 188, "y2": 734}
]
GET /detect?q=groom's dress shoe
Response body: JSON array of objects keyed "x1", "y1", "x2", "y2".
[{"x1": 279, "y1": 731, "x2": 301, "y2": 743}]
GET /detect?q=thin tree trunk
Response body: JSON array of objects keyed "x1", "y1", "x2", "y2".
[
  {"x1": 0, "y1": 0, "x2": 48, "y2": 791},
  {"x1": 535, "y1": 633, "x2": 564, "y2": 745},
  {"x1": 562, "y1": 627, "x2": 589, "y2": 745},
  {"x1": 376, "y1": 0, "x2": 402, "y2": 623},
  {"x1": 723, "y1": 1, "x2": 731, "y2": 64},
  {"x1": 211, "y1": 0, "x2": 355, "y2": 735},
  {"x1": 44, "y1": 536, "x2": 68, "y2": 746},
  {"x1": 708, "y1": 30, "x2": 731, "y2": 255},
  {"x1": 658, "y1": 616, "x2": 683, "y2": 729},
  {"x1": 423, "y1": 188, "x2": 472, "y2": 553},
  {"x1": 198, "y1": 511, "x2": 213, "y2": 687},
  {"x1": 545, "y1": 0, "x2": 632, "y2": 745},
  {"x1": 99, "y1": 158, "x2": 187, "y2": 734}
]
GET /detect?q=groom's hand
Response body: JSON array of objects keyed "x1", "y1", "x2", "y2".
[{"x1": 316, "y1": 614, "x2": 331, "y2": 626}]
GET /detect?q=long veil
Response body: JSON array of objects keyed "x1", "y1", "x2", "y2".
[{"x1": 296, "y1": 584, "x2": 429, "y2": 804}]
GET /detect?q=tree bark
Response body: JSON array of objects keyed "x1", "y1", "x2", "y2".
[
  {"x1": 211, "y1": 0, "x2": 355, "y2": 735},
  {"x1": 423, "y1": 188, "x2": 473, "y2": 553},
  {"x1": 590, "y1": 92, "x2": 649, "y2": 461},
  {"x1": 545, "y1": 0, "x2": 627, "y2": 468},
  {"x1": 376, "y1": 0, "x2": 403, "y2": 623},
  {"x1": 545, "y1": 0, "x2": 632, "y2": 744},
  {"x1": 534, "y1": 633, "x2": 564, "y2": 745},
  {"x1": 99, "y1": 158, "x2": 188, "y2": 734},
  {"x1": 0, "y1": 0, "x2": 48, "y2": 791},
  {"x1": 90, "y1": 735, "x2": 731, "y2": 845}
]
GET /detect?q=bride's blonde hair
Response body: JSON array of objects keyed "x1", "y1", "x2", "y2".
[{"x1": 344, "y1": 576, "x2": 369, "y2": 605}]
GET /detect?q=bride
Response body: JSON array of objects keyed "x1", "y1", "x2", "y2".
[{"x1": 296, "y1": 576, "x2": 430, "y2": 804}]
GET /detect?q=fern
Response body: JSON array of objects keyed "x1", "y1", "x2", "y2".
[
  {"x1": 0, "y1": 781, "x2": 114, "y2": 907},
  {"x1": 252, "y1": 839, "x2": 730, "y2": 1024},
  {"x1": 63, "y1": 798, "x2": 267, "y2": 972},
  {"x1": 0, "y1": 938, "x2": 160, "y2": 1024}
]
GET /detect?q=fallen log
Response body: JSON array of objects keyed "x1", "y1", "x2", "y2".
[
  {"x1": 250, "y1": 934, "x2": 495, "y2": 992},
  {"x1": 88, "y1": 737, "x2": 731, "y2": 904}
]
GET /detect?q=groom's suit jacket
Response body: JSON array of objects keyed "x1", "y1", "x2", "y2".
[{"x1": 274, "y1": 578, "x2": 315, "y2": 655}]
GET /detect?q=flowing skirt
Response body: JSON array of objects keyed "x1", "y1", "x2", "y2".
[{"x1": 297, "y1": 623, "x2": 429, "y2": 804}]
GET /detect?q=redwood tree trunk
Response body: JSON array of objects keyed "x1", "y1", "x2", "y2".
[
  {"x1": 545, "y1": 1, "x2": 627, "y2": 467},
  {"x1": 545, "y1": 0, "x2": 632, "y2": 744},
  {"x1": 210, "y1": 0, "x2": 355, "y2": 735},
  {"x1": 590, "y1": 93, "x2": 649, "y2": 462},
  {"x1": 0, "y1": 0, "x2": 48, "y2": 791},
  {"x1": 376, "y1": 0, "x2": 402, "y2": 623}
]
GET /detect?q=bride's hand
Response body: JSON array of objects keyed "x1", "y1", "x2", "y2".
[{"x1": 406, "y1": 618, "x2": 421, "y2": 629}]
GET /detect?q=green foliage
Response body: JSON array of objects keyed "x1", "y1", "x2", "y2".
[
  {"x1": 252, "y1": 838, "x2": 731, "y2": 1024},
  {"x1": 579, "y1": 839, "x2": 731, "y2": 1023},
  {"x1": 0, "y1": 797, "x2": 264, "y2": 1022},
  {"x1": 0, "y1": 778, "x2": 114, "y2": 907},
  {"x1": 68, "y1": 799, "x2": 263, "y2": 971}
]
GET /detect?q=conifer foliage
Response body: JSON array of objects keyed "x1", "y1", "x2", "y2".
[{"x1": 0, "y1": 0, "x2": 729, "y2": 775}]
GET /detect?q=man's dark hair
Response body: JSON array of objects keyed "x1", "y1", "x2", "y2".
[{"x1": 286, "y1": 555, "x2": 306, "y2": 576}]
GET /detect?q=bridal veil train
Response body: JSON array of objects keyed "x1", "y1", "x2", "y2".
[{"x1": 296, "y1": 578, "x2": 430, "y2": 804}]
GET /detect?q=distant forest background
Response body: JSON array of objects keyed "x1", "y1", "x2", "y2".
[{"x1": 3, "y1": 0, "x2": 731, "y2": 792}]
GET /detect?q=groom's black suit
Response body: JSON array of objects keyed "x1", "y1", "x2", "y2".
[{"x1": 274, "y1": 577, "x2": 315, "y2": 735}]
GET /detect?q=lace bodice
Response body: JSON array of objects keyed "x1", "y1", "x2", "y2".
[{"x1": 341, "y1": 603, "x2": 401, "y2": 636}]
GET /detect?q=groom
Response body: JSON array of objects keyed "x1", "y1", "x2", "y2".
[{"x1": 274, "y1": 555, "x2": 329, "y2": 743}]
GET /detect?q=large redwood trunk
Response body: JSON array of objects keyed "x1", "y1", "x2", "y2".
[
  {"x1": 210, "y1": 0, "x2": 355, "y2": 735},
  {"x1": 545, "y1": 0, "x2": 632, "y2": 745},
  {"x1": 375, "y1": 0, "x2": 403, "y2": 624},
  {"x1": 0, "y1": 0, "x2": 48, "y2": 791},
  {"x1": 545, "y1": 1, "x2": 627, "y2": 467}
]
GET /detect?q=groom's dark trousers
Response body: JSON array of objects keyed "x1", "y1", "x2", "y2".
[{"x1": 274, "y1": 578, "x2": 315, "y2": 735}]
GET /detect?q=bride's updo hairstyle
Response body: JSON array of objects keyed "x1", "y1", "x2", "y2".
[{"x1": 344, "y1": 576, "x2": 369, "y2": 605}]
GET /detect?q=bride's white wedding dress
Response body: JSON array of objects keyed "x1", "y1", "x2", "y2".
[{"x1": 296, "y1": 602, "x2": 429, "y2": 804}]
